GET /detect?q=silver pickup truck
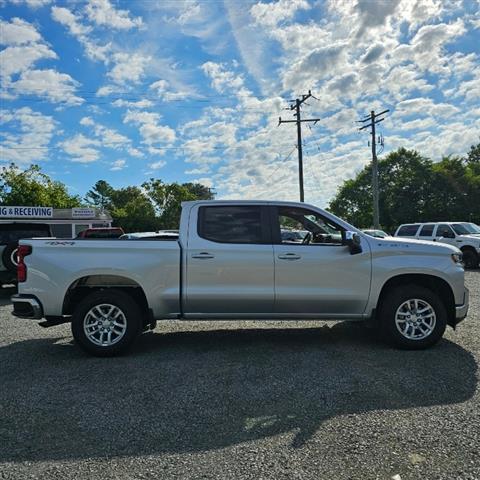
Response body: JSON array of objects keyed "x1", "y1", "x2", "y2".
[{"x1": 12, "y1": 200, "x2": 469, "y2": 356}]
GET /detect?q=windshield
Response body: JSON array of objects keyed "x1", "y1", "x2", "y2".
[{"x1": 452, "y1": 223, "x2": 480, "y2": 235}]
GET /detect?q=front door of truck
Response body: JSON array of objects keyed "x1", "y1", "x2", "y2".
[
  {"x1": 271, "y1": 206, "x2": 371, "y2": 315},
  {"x1": 184, "y1": 204, "x2": 274, "y2": 315},
  {"x1": 434, "y1": 224, "x2": 457, "y2": 247}
]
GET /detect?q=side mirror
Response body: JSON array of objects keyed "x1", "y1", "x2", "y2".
[{"x1": 343, "y1": 231, "x2": 363, "y2": 255}]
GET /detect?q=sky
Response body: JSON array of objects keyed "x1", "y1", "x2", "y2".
[{"x1": 0, "y1": 0, "x2": 479, "y2": 207}]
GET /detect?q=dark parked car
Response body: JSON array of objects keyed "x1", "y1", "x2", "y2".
[
  {"x1": 76, "y1": 227, "x2": 124, "y2": 239},
  {"x1": 0, "y1": 222, "x2": 52, "y2": 285}
]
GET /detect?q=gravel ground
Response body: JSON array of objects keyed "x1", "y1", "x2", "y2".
[{"x1": 0, "y1": 273, "x2": 479, "y2": 480}]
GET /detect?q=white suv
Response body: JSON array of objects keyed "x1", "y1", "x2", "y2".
[{"x1": 394, "y1": 222, "x2": 480, "y2": 268}]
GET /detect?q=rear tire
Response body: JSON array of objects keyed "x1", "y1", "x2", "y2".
[
  {"x1": 379, "y1": 285, "x2": 447, "y2": 350},
  {"x1": 71, "y1": 289, "x2": 142, "y2": 357},
  {"x1": 2, "y1": 243, "x2": 18, "y2": 273}
]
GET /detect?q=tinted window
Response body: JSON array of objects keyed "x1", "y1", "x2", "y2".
[
  {"x1": 198, "y1": 206, "x2": 264, "y2": 244},
  {"x1": 436, "y1": 224, "x2": 455, "y2": 238},
  {"x1": 396, "y1": 225, "x2": 419, "y2": 236},
  {"x1": 277, "y1": 207, "x2": 343, "y2": 245},
  {"x1": 419, "y1": 224, "x2": 435, "y2": 237}
]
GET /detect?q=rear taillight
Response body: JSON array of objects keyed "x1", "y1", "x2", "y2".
[{"x1": 17, "y1": 245, "x2": 32, "y2": 283}]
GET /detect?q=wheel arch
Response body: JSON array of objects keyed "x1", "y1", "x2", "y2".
[
  {"x1": 376, "y1": 273, "x2": 456, "y2": 327},
  {"x1": 63, "y1": 275, "x2": 151, "y2": 321}
]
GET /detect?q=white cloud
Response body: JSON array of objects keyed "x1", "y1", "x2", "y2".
[
  {"x1": 0, "y1": 17, "x2": 41, "y2": 45},
  {"x1": 0, "y1": 44, "x2": 57, "y2": 79},
  {"x1": 123, "y1": 109, "x2": 176, "y2": 146},
  {"x1": 149, "y1": 79, "x2": 191, "y2": 101},
  {"x1": 95, "y1": 125, "x2": 130, "y2": 148},
  {"x1": 8, "y1": 0, "x2": 51, "y2": 8},
  {"x1": 51, "y1": 6, "x2": 92, "y2": 37},
  {"x1": 96, "y1": 85, "x2": 119, "y2": 96},
  {"x1": 250, "y1": 0, "x2": 310, "y2": 27},
  {"x1": 128, "y1": 147, "x2": 143, "y2": 158},
  {"x1": 392, "y1": 19, "x2": 466, "y2": 74},
  {"x1": 139, "y1": 124, "x2": 176, "y2": 146},
  {"x1": 396, "y1": 98, "x2": 459, "y2": 118},
  {"x1": 282, "y1": 43, "x2": 348, "y2": 91},
  {"x1": 148, "y1": 160, "x2": 167, "y2": 170},
  {"x1": 124, "y1": 110, "x2": 161, "y2": 125},
  {"x1": 60, "y1": 134, "x2": 101, "y2": 163},
  {"x1": 51, "y1": 5, "x2": 112, "y2": 63},
  {"x1": 0, "y1": 107, "x2": 55, "y2": 166},
  {"x1": 110, "y1": 159, "x2": 126, "y2": 171},
  {"x1": 9, "y1": 69, "x2": 83, "y2": 105},
  {"x1": 201, "y1": 62, "x2": 244, "y2": 92},
  {"x1": 79, "y1": 117, "x2": 134, "y2": 152},
  {"x1": 400, "y1": 117, "x2": 437, "y2": 131},
  {"x1": 108, "y1": 52, "x2": 150, "y2": 84},
  {"x1": 355, "y1": 0, "x2": 401, "y2": 36},
  {"x1": 0, "y1": 17, "x2": 83, "y2": 106},
  {"x1": 112, "y1": 99, "x2": 153, "y2": 109},
  {"x1": 80, "y1": 116, "x2": 95, "y2": 126},
  {"x1": 85, "y1": 0, "x2": 143, "y2": 30}
]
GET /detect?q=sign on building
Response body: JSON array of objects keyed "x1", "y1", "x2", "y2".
[
  {"x1": 0, "y1": 206, "x2": 53, "y2": 218},
  {"x1": 71, "y1": 208, "x2": 96, "y2": 219}
]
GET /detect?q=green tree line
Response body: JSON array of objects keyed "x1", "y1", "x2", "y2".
[
  {"x1": 328, "y1": 144, "x2": 480, "y2": 233},
  {"x1": 0, "y1": 163, "x2": 214, "y2": 232}
]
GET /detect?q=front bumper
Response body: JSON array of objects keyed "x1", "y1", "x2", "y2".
[
  {"x1": 455, "y1": 287, "x2": 469, "y2": 323},
  {"x1": 11, "y1": 294, "x2": 43, "y2": 319}
]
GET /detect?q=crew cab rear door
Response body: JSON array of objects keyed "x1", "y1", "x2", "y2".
[
  {"x1": 270, "y1": 205, "x2": 371, "y2": 316},
  {"x1": 184, "y1": 204, "x2": 274, "y2": 315}
]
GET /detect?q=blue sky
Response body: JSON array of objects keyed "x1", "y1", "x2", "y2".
[{"x1": 1, "y1": 0, "x2": 479, "y2": 206}]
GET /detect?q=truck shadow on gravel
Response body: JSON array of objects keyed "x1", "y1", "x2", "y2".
[{"x1": 0, "y1": 323, "x2": 477, "y2": 462}]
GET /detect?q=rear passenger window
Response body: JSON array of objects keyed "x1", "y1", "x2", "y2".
[
  {"x1": 396, "y1": 225, "x2": 419, "y2": 236},
  {"x1": 198, "y1": 206, "x2": 265, "y2": 244},
  {"x1": 419, "y1": 224, "x2": 435, "y2": 236}
]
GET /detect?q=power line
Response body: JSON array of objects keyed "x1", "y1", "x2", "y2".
[
  {"x1": 278, "y1": 90, "x2": 320, "y2": 202},
  {"x1": 358, "y1": 109, "x2": 389, "y2": 229}
]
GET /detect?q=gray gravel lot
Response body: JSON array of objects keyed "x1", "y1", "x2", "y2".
[{"x1": 0, "y1": 273, "x2": 479, "y2": 480}]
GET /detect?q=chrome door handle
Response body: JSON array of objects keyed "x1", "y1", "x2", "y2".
[
  {"x1": 278, "y1": 253, "x2": 301, "y2": 260},
  {"x1": 192, "y1": 252, "x2": 214, "y2": 259}
]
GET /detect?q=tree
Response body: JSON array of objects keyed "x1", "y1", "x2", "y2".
[
  {"x1": 142, "y1": 180, "x2": 195, "y2": 229},
  {"x1": 182, "y1": 182, "x2": 215, "y2": 200},
  {"x1": 328, "y1": 146, "x2": 480, "y2": 232},
  {"x1": 464, "y1": 144, "x2": 480, "y2": 223},
  {"x1": 141, "y1": 180, "x2": 216, "y2": 229},
  {"x1": 110, "y1": 186, "x2": 157, "y2": 232},
  {"x1": 85, "y1": 180, "x2": 115, "y2": 210},
  {"x1": 0, "y1": 163, "x2": 81, "y2": 208},
  {"x1": 83, "y1": 178, "x2": 216, "y2": 232}
]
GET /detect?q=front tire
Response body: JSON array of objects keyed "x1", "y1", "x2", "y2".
[
  {"x1": 71, "y1": 289, "x2": 142, "y2": 357},
  {"x1": 462, "y1": 248, "x2": 478, "y2": 269},
  {"x1": 379, "y1": 285, "x2": 447, "y2": 350}
]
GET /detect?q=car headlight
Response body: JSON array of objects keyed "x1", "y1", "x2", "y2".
[{"x1": 451, "y1": 253, "x2": 463, "y2": 265}]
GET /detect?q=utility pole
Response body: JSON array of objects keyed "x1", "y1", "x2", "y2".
[
  {"x1": 358, "y1": 109, "x2": 389, "y2": 229},
  {"x1": 279, "y1": 90, "x2": 320, "y2": 202}
]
